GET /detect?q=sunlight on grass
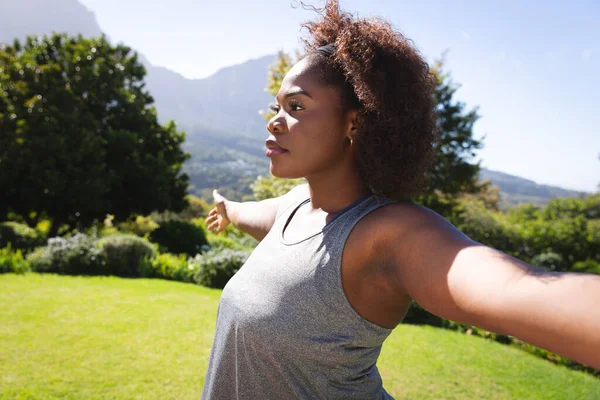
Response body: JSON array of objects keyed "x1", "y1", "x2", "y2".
[{"x1": 1, "y1": 273, "x2": 598, "y2": 399}]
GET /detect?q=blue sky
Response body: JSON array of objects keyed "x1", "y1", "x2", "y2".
[{"x1": 78, "y1": 0, "x2": 599, "y2": 192}]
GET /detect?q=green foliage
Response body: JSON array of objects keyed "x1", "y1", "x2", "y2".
[
  {"x1": 0, "y1": 221, "x2": 44, "y2": 252},
  {"x1": 423, "y1": 54, "x2": 483, "y2": 199},
  {"x1": 149, "y1": 220, "x2": 208, "y2": 256},
  {"x1": 261, "y1": 51, "x2": 295, "y2": 120},
  {"x1": 0, "y1": 33, "x2": 190, "y2": 236},
  {"x1": 139, "y1": 253, "x2": 196, "y2": 283},
  {"x1": 193, "y1": 218, "x2": 258, "y2": 251},
  {"x1": 193, "y1": 249, "x2": 250, "y2": 289},
  {"x1": 250, "y1": 175, "x2": 305, "y2": 201},
  {"x1": 572, "y1": 259, "x2": 600, "y2": 274},
  {"x1": 0, "y1": 244, "x2": 30, "y2": 274},
  {"x1": 27, "y1": 232, "x2": 106, "y2": 275},
  {"x1": 531, "y1": 252, "x2": 565, "y2": 272},
  {"x1": 117, "y1": 215, "x2": 159, "y2": 237},
  {"x1": 179, "y1": 195, "x2": 211, "y2": 220},
  {"x1": 452, "y1": 193, "x2": 600, "y2": 268},
  {"x1": 506, "y1": 203, "x2": 540, "y2": 223},
  {"x1": 97, "y1": 234, "x2": 157, "y2": 277}
]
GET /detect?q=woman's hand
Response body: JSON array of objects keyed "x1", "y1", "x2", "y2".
[{"x1": 206, "y1": 190, "x2": 230, "y2": 234}]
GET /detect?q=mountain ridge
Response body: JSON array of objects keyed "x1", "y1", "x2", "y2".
[{"x1": 0, "y1": 0, "x2": 592, "y2": 203}]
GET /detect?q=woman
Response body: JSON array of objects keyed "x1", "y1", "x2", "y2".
[{"x1": 202, "y1": 2, "x2": 600, "y2": 398}]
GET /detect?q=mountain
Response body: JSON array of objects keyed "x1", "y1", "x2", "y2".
[
  {"x1": 0, "y1": 0, "x2": 590, "y2": 204},
  {"x1": 479, "y1": 168, "x2": 589, "y2": 207},
  {"x1": 0, "y1": 0, "x2": 102, "y2": 40},
  {"x1": 0, "y1": 0, "x2": 276, "y2": 141}
]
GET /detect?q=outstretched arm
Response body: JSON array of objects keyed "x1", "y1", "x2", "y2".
[
  {"x1": 387, "y1": 204, "x2": 600, "y2": 369},
  {"x1": 207, "y1": 184, "x2": 308, "y2": 241}
]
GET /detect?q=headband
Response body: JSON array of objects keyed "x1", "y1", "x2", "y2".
[{"x1": 315, "y1": 43, "x2": 335, "y2": 57}]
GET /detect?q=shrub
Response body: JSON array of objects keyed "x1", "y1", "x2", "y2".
[
  {"x1": 572, "y1": 259, "x2": 600, "y2": 275},
  {"x1": 179, "y1": 195, "x2": 211, "y2": 220},
  {"x1": 149, "y1": 220, "x2": 208, "y2": 256},
  {"x1": 27, "y1": 233, "x2": 106, "y2": 275},
  {"x1": 139, "y1": 253, "x2": 196, "y2": 283},
  {"x1": 193, "y1": 218, "x2": 258, "y2": 251},
  {"x1": 117, "y1": 215, "x2": 159, "y2": 237},
  {"x1": 97, "y1": 235, "x2": 157, "y2": 277},
  {"x1": 531, "y1": 252, "x2": 565, "y2": 272},
  {"x1": 193, "y1": 249, "x2": 250, "y2": 289},
  {"x1": 0, "y1": 244, "x2": 31, "y2": 274},
  {"x1": 0, "y1": 222, "x2": 44, "y2": 252}
]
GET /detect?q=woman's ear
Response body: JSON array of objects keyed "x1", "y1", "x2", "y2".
[{"x1": 345, "y1": 109, "x2": 359, "y2": 137}]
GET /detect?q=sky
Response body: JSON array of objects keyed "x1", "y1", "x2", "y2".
[{"x1": 78, "y1": 0, "x2": 600, "y2": 192}]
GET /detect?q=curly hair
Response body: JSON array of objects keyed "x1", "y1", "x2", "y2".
[{"x1": 299, "y1": 0, "x2": 438, "y2": 201}]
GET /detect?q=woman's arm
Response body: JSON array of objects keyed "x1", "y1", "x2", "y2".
[
  {"x1": 386, "y1": 204, "x2": 600, "y2": 369},
  {"x1": 207, "y1": 184, "x2": 308, "y2": 241}
]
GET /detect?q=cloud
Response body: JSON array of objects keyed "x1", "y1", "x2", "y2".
[
  {"x1": 582, "y1": 49, "x2": 593, "y2": 62},
  {"x1": 460, "y1": 31, "x2": 471, "y2": 41}
]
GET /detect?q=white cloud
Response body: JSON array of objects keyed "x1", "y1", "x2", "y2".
[
  {"x1": 582, "y1": 49, "x2": 593, "y2": 62},
  {"x1": 460, "y1": 31, "x2": 471, "y2": 41}
]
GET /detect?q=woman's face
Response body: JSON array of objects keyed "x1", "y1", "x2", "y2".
[{"x1": 266, "y1": 57, "x2": 356, "y2": 179}]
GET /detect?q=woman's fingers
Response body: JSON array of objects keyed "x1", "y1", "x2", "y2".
[{"x1": 207, "y1": 221, "x2": 219, "y2": 232}]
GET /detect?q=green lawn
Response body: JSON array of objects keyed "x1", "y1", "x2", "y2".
[{"x1": 1, "y1": 274, "x2": 598, "y2": 399}]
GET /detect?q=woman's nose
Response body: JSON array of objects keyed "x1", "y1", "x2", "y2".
[{"x1": 267, "y1": 117, "x2": 285, "y2": 134}]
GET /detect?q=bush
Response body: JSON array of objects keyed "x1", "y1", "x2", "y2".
[
  {"x1": 0, "y1": 244, "x2": 31, "y2": 274},
  {"x1": 0, "y1": 222, "x2": 44, "y2": 252},
  {"x1": 531, "y1": 252, "x2": 565, "y2": 272},
  {"x1": 572, "y1": 259, "x2": 600, "y2": 275},
  {"x1": 139, "y1": 253, "x2": 196, "y2": 283},
  {"x1": 117, "y1": 215, "x2": 159, "y2": 237},
  {"x1": 149, "y1": 220, "x2": 208, "y2": 256},
  {"x1": 179, "y1": 195, "x2": 211, "y2": 220},
  {"x1": 193, "y1": 218, "x2": 258, "y2": 251},
  {"x1": 193, "y1": 249, "x2": 250, "y2": 289},
  {"x1": 97, "y1": 235, "x2": 157, "y2": 277},
  {"x1": 27, "y1": 233, "x2": 106, "y2": 275}
]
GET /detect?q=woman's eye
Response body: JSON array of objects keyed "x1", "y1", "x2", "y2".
[{"x1": 269, "y1": 101, "x2": 303, "y2": 113}]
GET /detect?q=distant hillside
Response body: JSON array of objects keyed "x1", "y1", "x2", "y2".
[
  {"x1": 0, "y1": 0, "x2": 276, "y2": 140},
  {"x1": 1, "y1": 0, "x2": 591, "y2": 204},
  {"x1": 479, "y1": 168, "x2": 589, "y2": 207}
]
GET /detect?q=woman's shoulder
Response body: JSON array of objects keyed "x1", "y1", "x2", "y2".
[
  {"x1": 365, "y1": 200, "x2": 440, "y2": 229},
  {"x1": 358, "y1": 201, "x2": 454, "y2": 250}
]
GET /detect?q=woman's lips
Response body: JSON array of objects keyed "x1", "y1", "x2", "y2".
[
  {"x1": 265, "y1": 139, "x2": 287, "y2": 157},
  {"x1": 266, "y1": 148, "x2": 288, "y2": 157}
]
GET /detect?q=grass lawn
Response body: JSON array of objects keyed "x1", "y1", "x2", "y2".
[{"x1": 1, "y1": 273, "x2": 599, "y2": 399}]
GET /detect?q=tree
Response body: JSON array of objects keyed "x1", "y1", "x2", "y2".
[
  {"x1": 427, "y1": 54, "x2": 482, "y2": 194},
  {"x1": 0, "y1": 33, "x2": 189, "y2": 236},
  {"x1": 254, "y1": 51, "x2": 483, "y2": 211}
]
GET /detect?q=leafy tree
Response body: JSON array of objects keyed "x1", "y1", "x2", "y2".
[
  {"x1": 255, "y1": 51, "x2": 483, "y2": 210},
  {"x1": 261, "y1": 50, "x2": 294, "y2": 122},
  {"x1": 424, "y1": 54, "x2": 483, "y2": 199},
  {"x1": 0, "y1": 33, "x2": 189, "y2": 236},
  {"x1": 251, "y1": 175, "x2": 305, "y2": 201}
]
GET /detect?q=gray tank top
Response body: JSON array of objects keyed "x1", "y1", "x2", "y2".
[{"x1": 201, "y1": 193, "x2": 396, "y2": 399}]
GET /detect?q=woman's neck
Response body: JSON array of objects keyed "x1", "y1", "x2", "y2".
[{"x1": 304, "y1": 163, "x2": 370, "y2": 214}]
